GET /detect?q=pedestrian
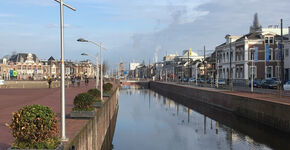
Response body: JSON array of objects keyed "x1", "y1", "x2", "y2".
[
  {"x1": 48, "y1": 76, "x2": 52, "y2": 88},
  {"x1": 85, "y1": 76, "x2": 89, "y2": 86},
  {"x1": 71, "y1": 76, "x2": 75, "y2": 87},
  {"x1": 77, "y1": 76, "x2": 81, "y2": 87}
]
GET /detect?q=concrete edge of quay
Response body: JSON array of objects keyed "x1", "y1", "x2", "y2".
[
  {"x1": 146, "y1": 81, "x2": 290, "y2": 133},
  {"x1": 64, "y1": 82, "x2": 119, "y2": 150}
]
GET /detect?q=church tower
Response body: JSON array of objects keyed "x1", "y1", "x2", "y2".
[{"x1": 250, "y1": 13, "x2": 262, "y2": 33}]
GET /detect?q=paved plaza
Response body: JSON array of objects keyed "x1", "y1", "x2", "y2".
[{"x1": 0, "y1": 81, "x2": 95, "y2": 149}]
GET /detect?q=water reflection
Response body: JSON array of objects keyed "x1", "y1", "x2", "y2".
[{"x1": 112, "y1": 85, "x2": 290, "y2": 150}]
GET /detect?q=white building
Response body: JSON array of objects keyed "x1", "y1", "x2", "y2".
[{"x1": 129, "y1": 63, "x2": 140, "y2": 71}]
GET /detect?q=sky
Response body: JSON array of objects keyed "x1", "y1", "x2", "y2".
[{"x1": 0, "y1": 0, "x2": 290, "y2": 70}]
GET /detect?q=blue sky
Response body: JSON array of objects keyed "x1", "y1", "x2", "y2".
[{"x1": 0, "y1": 0, "x2": 290, "y2": 69}]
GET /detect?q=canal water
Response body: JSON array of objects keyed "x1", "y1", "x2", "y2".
[{"x1": 112, "y1": 85, "x2": 290, "y2": 150}]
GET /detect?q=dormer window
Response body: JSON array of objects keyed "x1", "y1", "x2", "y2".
[
  {"x1": 270, "y1": 37, "x2": 274, "y2": 44},
  {"x1": 265, "y1": 37, "x2": 274, "y2": 44}
]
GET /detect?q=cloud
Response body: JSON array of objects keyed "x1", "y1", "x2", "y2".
[{"x1": 104, "y1": 0, "x2": 290, "y2": 68}]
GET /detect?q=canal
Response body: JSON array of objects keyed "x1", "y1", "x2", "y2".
[{"x1": 111, "y1": 85, "x2": 290, "y2": 150}]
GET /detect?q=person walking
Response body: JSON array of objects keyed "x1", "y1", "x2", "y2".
[
  {"x1": 85, "y1": 75, "x2": 89, "y2": 86},
  {"x1": 77, "y1": 76, "x2": 81, "y2": 87},
  {"x1": 48, "y1": 76, "x2": 52, "y2": 88},
  {"x1": 71, "y1": 76, "x2": 75, "y2": 87}
]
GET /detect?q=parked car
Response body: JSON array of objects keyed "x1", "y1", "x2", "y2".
[
  {"x1": 283, "y1": 81, "x2": 290, "y2": 91},
  {"x1": 217, "y1": 79, "x2": 226, "y2": 85},
  {"x1": 182, "y1": 78, "x2": 189, "y2": 82},
  {"x1": 261, "y1": 79, "x2": 278, "y2": 89},
  {"x1": 188, "y1": 78, "x2": 196, "y2": 82},
  {"x1": 248, "y1": 79, "x2": 262, "y2": 88},
  {"x1": 198, "y1": 78, "x2": 205, "y2": 83}
]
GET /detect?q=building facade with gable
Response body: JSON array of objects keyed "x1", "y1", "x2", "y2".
[
  {"x1": 215, "y1": 13, "x2": 288, "y2": 85},
  {"x1": 0, "y1": 53, "x2": 96, "y2": 80}
]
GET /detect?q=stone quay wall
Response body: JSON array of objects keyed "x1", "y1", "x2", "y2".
[
  {"x1": 65, "y1": 88, "x2": 119, "y2": 150},
  {"x1": 149, "y1": 81, "x2": 290, "y2": 133}
]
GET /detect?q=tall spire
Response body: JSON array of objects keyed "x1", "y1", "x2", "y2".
[{"x1": 250, "y1": 13, "x2": 262, "y2": 33}]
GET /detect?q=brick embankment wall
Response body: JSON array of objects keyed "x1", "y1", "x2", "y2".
[
  {"x1": 149, "y1": 81, "x2": 290, "y2": 133},
  {"x1": 65, "y1": 88, "x2": 119, "y2": 150}
]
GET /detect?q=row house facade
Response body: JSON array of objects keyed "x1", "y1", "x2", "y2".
[
  {"x1": 215, "y1": 14, "x2": 288, "y2": 84},
  {"x1": 284, "y1": 27, "x2": 290, "y2": 81},
  {"x1": 0, "y1": 58, "x2": 9, "y2": 80},
  {"x1": 0, "y1": 53, "x2": 95, "y2": 80}
]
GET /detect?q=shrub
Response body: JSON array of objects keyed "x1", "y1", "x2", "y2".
[
  {"x1": 94, "y1": 99, "x2": 102, "y2": 102},
  {"x1": 8, "y1": 104, "x2": 59, "y2": 149},
  {"x1": 73, "y1": 93, "x2": 95, "y2": 111},
  {"x1": 103, "y1": 83, "x2": 113, "y2": 92},
  {"x1": 87, "y1": 89, "x2": 101, "y2": 98}
]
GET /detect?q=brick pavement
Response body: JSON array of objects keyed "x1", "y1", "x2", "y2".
[{"x1": 0, "y1": 81, "x2": 96, "y2": 149}]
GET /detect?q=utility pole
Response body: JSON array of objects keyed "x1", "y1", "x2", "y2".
[
  {"x1": 188, "y1": 48, "x2": 190, "y2": 79},
  {"x1": 204, "y1": 46, "x2": 206, "y2": 86},
  {"x1": 229, "y1": 38, "x2": 233, "y2": 91},
  {"x1": 173, "y1": 65, "x2": 175, "y2": 82},
  {"x1": 251, "y1": 51, "x2": 254, "y2": 93},
  {"x1": 196, "y1": 63, "x2": 198, "y2": 86},
  {"x1": 216, "y1": 60, "x2": 219, "y2": 88},
  {"x1": 281, "y1": 19, "x2": 284, "y2": 91}
]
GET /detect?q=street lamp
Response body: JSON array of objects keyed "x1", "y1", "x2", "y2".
[
  {"x1": 77, "y1": 38, "x2": 107, "y2": 100},
  {"x1": 53, "y1": 0, "x2": 76, "y2": 142},
  {"x1": 81, "y1": 53, "x2": 99, "y2": 89}
]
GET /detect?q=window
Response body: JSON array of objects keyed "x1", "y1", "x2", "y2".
[
  {"x1": 240, "y1": 67, "x2": 244, "y2": 78},
  {"x1": 286, "y1": 49, "x2": 289, "y2": 57},
  {"x1": 249, "y1": 66, "x2": 257, "y2": 79},
  {"x1": 275, "y1": 66, "x2": 280, "y2": 78},
  {"x1": 265, "y1": 37, "x2": 269, "y2": 44},
  {"x1": 28, "y1": 66, "x2": 31, "y2": 70},
  {"x1": 268, "y1": 48, "x2": 273, "y2": 60},
  {"x1": 23, "y1": 66, "x2": 26, "y2": 70},
  {"x1": 249, "y1": 48, "x2": 254, "y2": 60},
  {"x1": 266, "y1": 66, "x2": 272, "y2": 78},
  {"x1": 38, "y1": 66, "x2": 42, "y2": 70},
  {"x1": 18, "y1": 66, "x2": 21, "y2": 70},
  {"x1": 270, "y1": 37, "x2": 274, "y2": 44}
]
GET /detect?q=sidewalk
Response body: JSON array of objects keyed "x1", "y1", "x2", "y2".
[
  {"x1": 174, "y1": 82, "x2": 290, "y2": 106},
  {"x1": 0, "y1": 82, "x2": 95, "y2": 149}
]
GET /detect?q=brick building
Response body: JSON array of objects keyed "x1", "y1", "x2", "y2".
[{"x1": 215, "y1": 13, "x2": 288, "y2": 85}]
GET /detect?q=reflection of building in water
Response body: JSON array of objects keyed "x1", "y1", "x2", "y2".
[{"x1": 244, "y1": 136, "x2": 254, "y2": 145}]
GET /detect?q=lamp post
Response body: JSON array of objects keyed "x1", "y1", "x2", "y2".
[
  {"x1": 53, "y1": 0, "x2": 76, "y2": 142},
  {"x1": 81, "y1": 53, "x2": 99, "y2": 89},
  {"x1": 251, "y1": 51, "x2": 254, "y2": 93},
  {"x1": 77, "y1": 38, "x2": 107, "y2": 100}
]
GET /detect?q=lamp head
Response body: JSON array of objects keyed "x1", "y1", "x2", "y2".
[
  {"x1": 77, "y1": 38, "x2": 88, "y2": 42},
  {"x1": 81, "y1": 53, "x2": 88, "y2": 56}
]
